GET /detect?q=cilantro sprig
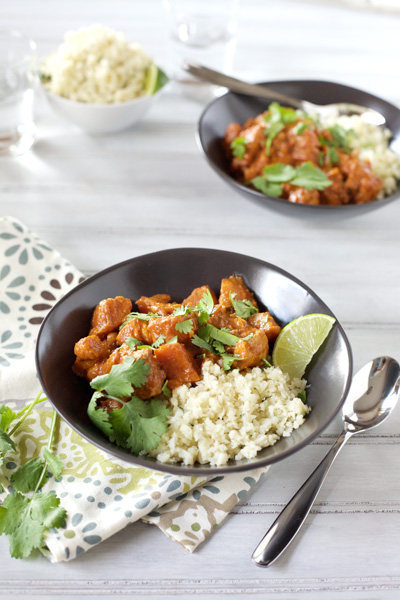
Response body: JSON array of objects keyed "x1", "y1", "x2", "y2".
[
  {"x1": 264, "y1": 102, "x2": 297, "y2": 155},
  {"x1": 250, "y1": 162, "x2": 332, "y2": 197},
  {"x1": 88, "y1": 357, "x2": 170, "y2": 454},
  {"x1": 230, "y1": 136, "x2": 248, "y2": 159},
  {"x1": 230, "y1": 293, "x2": 259, "y2": 319},
  {"x1": 0, "y1": 394, "x2": 67, "y2": 559}
]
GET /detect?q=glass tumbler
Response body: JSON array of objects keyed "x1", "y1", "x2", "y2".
[
  {"x1": 162, "y1": 0, "x2": 241, "y2": 101},
  {"x1": 0, "y1": 30, "x2": 36, "y2": 157}
]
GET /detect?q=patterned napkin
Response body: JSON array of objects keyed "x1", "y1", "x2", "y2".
[{"x1": 0, "y1": 216, "x2": 268, "y2": 562}]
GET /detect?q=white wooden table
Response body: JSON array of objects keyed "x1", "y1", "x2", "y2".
[{"x1": 1, "y1": 1, "x2": 400, "y2": 597}]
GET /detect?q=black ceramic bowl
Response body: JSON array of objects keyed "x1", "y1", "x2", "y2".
[
  {"x1": 197, "y1": 80, "x2": 400, "y2": 216},
  {"x1": 36, "y1": 248, "x2": 353, "y2": 475}
]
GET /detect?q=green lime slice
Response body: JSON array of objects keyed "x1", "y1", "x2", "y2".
[
  {"x1": 144, "y1": 63, "x2": 169, "y2": 96},
  {"x1": 272, "y1": 313, "x2": 335, "y2": 379}
]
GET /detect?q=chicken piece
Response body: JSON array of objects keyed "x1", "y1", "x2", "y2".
[
  {"x1": 287, "y1": 123, "x2": 320, "y2": 166},
  {"x1": 243, "y1": 149, "x2": 269, "y2": 181},
  {"x1": 105, "y1": 332, "x2": 118, "y2": 351},
  {"x1": 343, "y1": 156, "x2": 382, "y2": 204},
  {"x1": 320, "y1": 167, "x2": 350, "y2": 205},
  {"x1": 89, "y1": 296, "x2": 132, "y2": 338},
  {"x1": 208, "y1": 304, "x2": 252, "y2": 336},
  {"x1": 98, "y1": 397, "x2": 124, "y2": 413},
  {"x1": 224, "y1": 122, "x2": 242, "y2": 147},
  {"x1": 154, "y1": 343, "x2": 201, "y2": 389},
  {"x1": 117, "y1": 317, "x2": 151, "y2": 346},
  {"x1": 247, "y1": 312, "x2": 282, "y2": 344},
  {"x1": 135, "y1": 294, "x2": 180, "y2": 316},
  {"x1": 282, "y1": 183, "x2": 320, "y2": 205},
  {"x1": 182, "y1": 285, "x2": 218, "y2": 308},
  {"x1": 147, "y1": 314, "x2": 198, "y2": 345},
  {"x1": 232, "y1": 329, "x2": 269, "y2": 370},
  {"x1": 73, "y1": 335, "x2": 111, "y2": 379},
  {"x1": 219, "y1": 276, "x2": 258, "y2": 310}
]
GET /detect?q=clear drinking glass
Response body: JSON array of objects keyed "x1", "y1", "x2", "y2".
[
  {"x1": 162, "y1": 0, "x2": 241, "y2": 101},
  {"x1": 0, "y1": 30, "x2": 36, "y2": 157}
]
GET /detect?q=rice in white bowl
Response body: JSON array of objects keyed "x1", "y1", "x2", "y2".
[
  {"x1": 150, "y1": 361, "x2": 309, "y2": 467},
  {"x1": 321, "y1": 114, "x2": 400, "y2": 198},
  {"x1": 41, "y1": 25, "x2": 152, "y2": 104}
]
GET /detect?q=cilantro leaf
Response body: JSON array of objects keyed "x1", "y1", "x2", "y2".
[
  {"x1": 290, "y1": 162, "x2": 332, "y2": 191},
  {"x1": 328, "y1": 124, "x2": 351, "y2": 151},
  {"x1": 264, "y1": 122, "x2": 284, "y2": 155},
  {"x1": 263, "y1": 163, "x2": 296, "y2": 183},
  {"x1": 8, "y1": 512, "x2": 44, "y2": 559},
  {"x1": 87, "y1": 392, "x2": 115, "y2": 441},
  {"x1": 292, "y1": 122, "x2": 310, "y2": 135},
  {"x1": 175, "y1": 318, "x2": 194, "y2": 334},
  {"x1": 326, "y1": 146, "x2": 339, "y2": 164},
  {"x1": 230, "y1": 292, "x2": 259, "y2": 318},
  {"x1": 230, "y1": 136, "x2": 248, "y2": 159},
  {"x1": 221, "y1": 353, "x2": 236, "y2": 370},
  {"x1": 191, "y1": 334, "x2": 214, "y2": 353},
  {"x1": 318, "y1": 151, "x2": 325, "y2": 166},
  {"x1": 0, "y1": 406, "x2": 17, "y2": 432},
  {"x1": 266, "y1": 102, "x2": 297, "y2": 125},
  {"x1": 194, "y1": 289, "x2": 214, "y2": 316},
  {"x1": 152, "y1": 334, "x2": 166, "y2": 348},
  {"x1": 0, "y1": 492, "x2": 29, "y2": 535},
  {"x1": 121, "y1": 312, "x2": 161, "y2": 327},
  {"x1": 166, "y1": 335, "x2": 178, "y2": 345},
  {"x1": 161, "y1": 380, "x2": 171, "y2": 398},
  {"x1": 208, "y1": 324, "x2": 240, "y2": 347},
  {"x1": 90, "y1": 357, "x2": 150, "y2": 398},
  {"x1": 298, "y1": 390, "x2": 307, "y2": 403},
  {"x1": 172, "y1": 305, "x2": 191, "y2": 317},
  {"x1": 0, "y1": 430, "x2": 16, "y2": 454},
  {"x1": 11, "y1": 457, "x2": 44, "y2": 493},
  {"x1": 43, "y1": 448, "x2": 64, "y2": 479},
  {"x1": 125, "y1": 336, "x2": 141, "y2": 350},
  {"x1": 262, "y1": 358, "x2": 272, "y2": 367},
  {"x1": 250, "y1": 177, "x2": 283, "y2": 197},
  {"x1": 30, "y1": 492, "x2": 67, "y2": 528},
  {"x1": 109, "y1": 397, "x2": 170, "y2": 453}
]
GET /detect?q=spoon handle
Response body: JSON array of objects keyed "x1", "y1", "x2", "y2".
[
  {"x1": 252, "y1": 428, "x2": 352, "y2": 567},
  {"x1": 182, "y1": 61, "x2": 303, "y2": 109}
]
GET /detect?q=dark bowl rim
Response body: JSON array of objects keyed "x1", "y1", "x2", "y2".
[
  {"x1": 196, "y1": 78, "x2": 400, "y2": 213},
  {"x1": 35, "y1": 247, "x2": 354, "y2": 475}
]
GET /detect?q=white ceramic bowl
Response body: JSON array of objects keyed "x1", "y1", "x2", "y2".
[{"x1": 42, "y1": 86, "x2": 161, "y2": 134}]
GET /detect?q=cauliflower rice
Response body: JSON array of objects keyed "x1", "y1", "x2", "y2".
[
  {"x1": 41, "y1": 25, "x2": 152, "y2": 104},
  {"x1": 150, "y1": 361, "x2": 310, "y2": 467},
  {"x1": 321, "y1": 114, "x2": 400, "y2": 198}
]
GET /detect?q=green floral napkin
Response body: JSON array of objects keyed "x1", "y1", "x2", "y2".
[{"x1": 0, "y1": 216, "x2": 268, "y2": 562}]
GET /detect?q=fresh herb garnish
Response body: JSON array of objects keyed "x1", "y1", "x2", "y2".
[
  {"x1": 175, "y1": 318, "x2": 194, "y2": 334},
  {"x1": 263, "y1": 102, "x2": 297, "y2": 155},
  {"x1": 292, "y1": 122, "x2": 310, "y2": 135},
  {"x1": 121, "y1": 311, "x2": 161, "y2": 327},
  {"x1": 298, "y1": 390, "x2": 307, "y2": 403},
  {"x1": 172, "y1": 305, "x2": 191, "y2": 317},
  {"x1": 166, "y1": 335, "x2": 178, "y2": 345},
  {"x1": 230, "y1": 136, "x2": 248, "y2": 159},
  {"x1": 326, "y1": 146, "x2": 339, "y2": 164},
  {"x1": 250, "y1": 162, "x2": 332, "y2": 197},
  {"x1": 0, "y1": 398, "x2": 67, "y2": 559},
  {"x1": 152, "y1": 334, "x2": 166, "y2": 348},
  {"x1": 90, "y1": 357, "x2": 150, "y2": 398},
  {"x1": 230, "y1": 292, "x2": 259, "y2": 319},
  {"x1": 262, "y1": 358, "x2": 272, "y2": 367},
  {"x1": 161, "y1": 380, "x2": 171, "y2": 398}
]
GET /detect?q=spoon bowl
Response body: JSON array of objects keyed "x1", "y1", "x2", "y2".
[
  {"x1": 252, "y1": 356, "x2": 400, "y2": 567},
  {"x1": 184, "y1": 62, "x2": 386, "y2": 126}
]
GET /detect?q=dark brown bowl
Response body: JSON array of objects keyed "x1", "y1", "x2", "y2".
[
  {"x1": 197, "y1": 80, "x2": 400, "y2": 216},
  {"x1": 36, "y1": 248, "x2": 353, "y2": 475}
]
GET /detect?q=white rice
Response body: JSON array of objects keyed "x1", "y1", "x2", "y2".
[
  {"x1": 150, "y1": 361, "x2": 309, "y2": 467},
  {"x1": 320, "y1": 114, "x2": 400, "y2": 198},
  {"x1": 41, "y1": 25, "x2": 152, "y2": 104}
]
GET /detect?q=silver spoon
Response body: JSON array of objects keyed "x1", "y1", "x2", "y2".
[
  {"x1": 182, "y1": 61, "x2": 386, "y2": 126},
  {"x1": 252, "y1": 356, "x2": 400, "y2": 567}
]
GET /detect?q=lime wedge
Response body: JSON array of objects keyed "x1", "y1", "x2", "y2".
[
  {"x1": 144, "y1": 63, "x2": 169, "y2": 96},
  {"x1": 272, "y1": 313, "x2": 335, "y2": 379}
]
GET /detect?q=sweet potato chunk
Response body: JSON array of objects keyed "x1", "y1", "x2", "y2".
[
  {"x1": 89, "y1": 296, "x2": 132, "y2": 338},
  {"x1": 147, "y1": 314, "x2": 197, "y2": 344},
  {"x1": 117, "y1": 317, "x2": 151, "y2": 345},
  {"x1": 232, "y1": 329, "x2": 269, "y2": 370},
  {"x1": 219, "y1": 276, "x2": 258, "y2": 310},
  {"x1": 248, "y1": 312, "x2": 282, "y2": 344},
  {"x1": 155, "y1": 343, "x2": 201, "y2": 389},
  {"x1": 136, "y1": 294, "x2": 180, "y2": 316},
  {"x1": 182, "y1": 285, "x2": 218, "y2": 308}
]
